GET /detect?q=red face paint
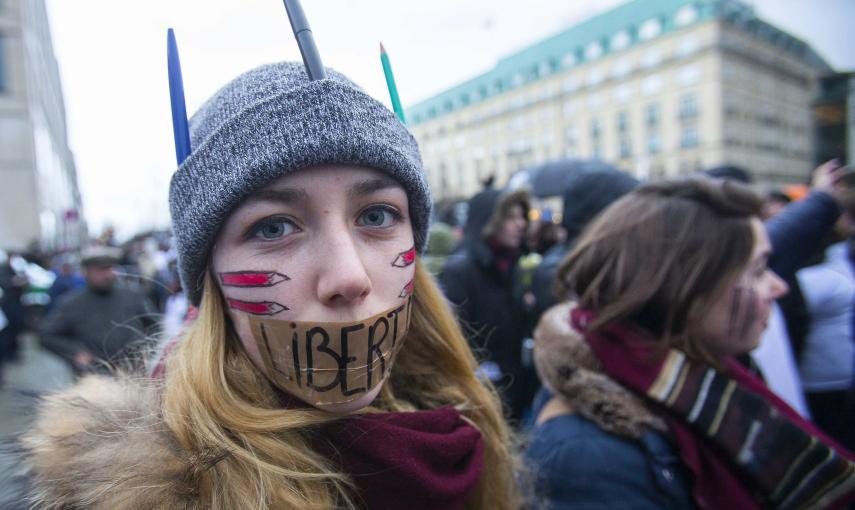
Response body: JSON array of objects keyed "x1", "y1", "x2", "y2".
[
  {"x1": 219, "y1": 271, "x2": 289, "y2": 287},
  {"x1": 227, "y1": 298, "x2": 288, "y2": 316},
  {"x1": 399, "y1": 278, "x2": 414, "y2": 298},
  {"x1": 392, "y1": 246, "x2": 416, "y2": 268}
]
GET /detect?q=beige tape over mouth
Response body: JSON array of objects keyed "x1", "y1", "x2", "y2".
[{"x1": 248, "y1": 296, "x2": 413, "y2": 405}]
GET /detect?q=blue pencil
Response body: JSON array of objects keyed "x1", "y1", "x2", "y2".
[{"x1": 167, "y1": 28, "x2": 192, "y2": 165}]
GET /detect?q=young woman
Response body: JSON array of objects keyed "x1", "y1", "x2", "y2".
[
  {"x1": 525, "y1": 177, "x2": 855, "y2": 509},
  {"x1": 17, "y1": 63, "x2": 521, "y2": 509}
]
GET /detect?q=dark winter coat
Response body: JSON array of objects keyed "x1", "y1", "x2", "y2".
[
  {"x1": 524, "y1": 303, "x2": 695, "y2": 509},
  {"x1": 39, "y1": 285, "x2": 156, "y2": 368},
  {"x1": 439, "y1": 188, "x2": 531, "y2": 418}
]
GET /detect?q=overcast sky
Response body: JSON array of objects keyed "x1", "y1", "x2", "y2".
[{"x1": 44, "y1": 0, "x2": 855, "y2": 240}]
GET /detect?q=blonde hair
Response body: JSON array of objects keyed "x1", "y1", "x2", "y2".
[{"x1": 162, "y1": 261, "x2": 521, "y2": 509}]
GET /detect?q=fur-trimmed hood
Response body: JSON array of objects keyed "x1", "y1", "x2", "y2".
[
  {"x1": 11, "y1": 375, "x2": 219, "y2": 509},
  {"x1": 533, "y1": 302, "x2": 665, "y2": 439}
]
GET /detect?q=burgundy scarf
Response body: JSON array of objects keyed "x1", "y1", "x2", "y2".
[
  {"x1": 487, "y1": 238, "x2": 521, "y2": 275},
  {"x1": 571, "y1": 308, "x2": 855, "y2": 510},
  {"x1": 317, "y1": 407, "x2": 484, "y2": 510},
  {"x1": 153, "y1": 342, "x2": 484, "y2": 509}
]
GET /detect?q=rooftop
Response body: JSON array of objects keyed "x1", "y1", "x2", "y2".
[{"x1": 406, "y1": 0, "x2": 828, "y2": 125}]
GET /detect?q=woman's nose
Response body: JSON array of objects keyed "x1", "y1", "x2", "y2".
[
  {"x1": 768, "y1": 271, "x2": 789, "y2": 300},
  {"x1": 315, "y1": 232, "x2": 372, "y2": 307}
]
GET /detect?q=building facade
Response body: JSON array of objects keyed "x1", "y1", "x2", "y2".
[
  {"x1": 0, "y1": 0, "x2": 84, "y2": 252},
  {"x1": 407, "y1": 0, "x2": 831, "y2": 200},
  {"x1": 813, "y1": 71, "x2": 854, "y2": 165}
]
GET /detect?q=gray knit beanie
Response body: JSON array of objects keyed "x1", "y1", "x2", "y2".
[{"x1": 169, "y1": 62, "x2": 431, "y2": 305}]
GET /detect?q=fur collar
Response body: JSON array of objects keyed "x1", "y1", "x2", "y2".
[
  {"x1": 17, "y1": 375, "x2": 219, "y2": 509},
  {"x1": 533, "y1": 302, "x2": 666, "y2": 439}
]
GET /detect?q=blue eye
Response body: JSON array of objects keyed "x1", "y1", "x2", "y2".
[
  {"x1": 249, "y1": 217, "x2": 298, "y2": 240},
  {"x1": 358, "y1": 206, "x2": 400, "y2": 228}
]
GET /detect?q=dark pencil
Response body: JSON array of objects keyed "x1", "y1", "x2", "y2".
[{"x1": 282, "y1": 0, "x2": 326, "y2": 80}]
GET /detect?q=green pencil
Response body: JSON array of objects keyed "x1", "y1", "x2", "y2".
[{"x1": 380, "y1": 42, "x2": 406, "y2": 124}]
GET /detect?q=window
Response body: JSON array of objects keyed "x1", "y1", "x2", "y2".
[
  {"x1": 562, "y1": 52, "x2": 577, "y2": 68},
  {"x1": 611, "y1": 30, "x2": 631, "y2": 51},
  {"x1": 647, "y1": 133, "x2": 661, "y2": 154},
  {"x1": 590, "y1": 118, "x2": 602, "y2": 139},
  {"x1": 562, "y1": 100, "x2": 577, "y2": 116},
  {"x1": 0, "y1": 35, "x2": 6, "y2": 94},
  {"x1": 680, "y1": 126, "x2": 699, "y2": 148},
  {"x1": 0, "y1": 117, "x2": 29, "y2": 159},
  {"x1": 585, "y1": 41, "x2": 603, "y2": 61},
  {"x1": 679, "y1": 94, "x2": 698, "y2": 120},
  {"x1": 643, "y1": 49, "x2": 661, "y2": 69},
  {"x1": 677, "y1": 64, "x2": 701, "y2": 86},
  {"x1": 612, "y1": 58, "x2": 633, "y2": 79},
  {"x1": 590, "y1": 118, "x2": 602, "y2": 158},
  {"x1": 614, "y1": 84, "x2": 633, "y2": 104},
  {"x1": 643, "y1": 74, "x2": 662, "y2": 95},
  {"x1": 562, "y1": 77, "x2": 579, "y2": 93},
  {"x1": 617, "y1": 111, "x2": 630, "y2": 132},
  {"x1": 619, "y1": 137, "x2": 632, "y2": 158},
  {"x1": 617, "y1": 111, "x2": 631, "y2": 158},
  {"x1": 587, "y1": 93, "x2": 603, "y2": 109},
  {"x1": 587, "y1": 68, "x2": 603, "y2": 86},
  {"x1": 639, "y1": 18, "x2": 662, "y2": 41},
  {"x1": 645, "y1": 103, "x2": 660, "y2": 127},
  {"x1": 565, "y1": 124, "x2": 578, "y2": 144},
  {"x1": 675, "y1": 5, "x2": 699, "y2": 27},
  {"x1": 677, "y1": 35, "x2": 700, "y2": 57}
]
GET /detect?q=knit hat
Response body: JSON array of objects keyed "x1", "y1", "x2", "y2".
[{"x1": 169, "y1": 62, "x2": 431, "y2": 304}]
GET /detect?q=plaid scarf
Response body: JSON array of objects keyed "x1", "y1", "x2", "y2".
[{"x1": 571, "y1": 308, "x2": 855, "y2": 510}]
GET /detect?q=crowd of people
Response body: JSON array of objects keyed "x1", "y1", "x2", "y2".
[{"x1": 0, "y1": 19, "x2": 853, "y2": 510}]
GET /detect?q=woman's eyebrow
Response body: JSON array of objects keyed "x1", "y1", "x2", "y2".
[
  {"x1": 348, "y1": 177, "x2": 402, "y2": 199},
  {"x1": 247, "y1": 187, "x2": 308, "y2": 205}
]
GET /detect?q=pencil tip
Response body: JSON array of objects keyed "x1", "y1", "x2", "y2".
[{"x1": 380, "y1": 42, "x2": 386, "y2": 54}]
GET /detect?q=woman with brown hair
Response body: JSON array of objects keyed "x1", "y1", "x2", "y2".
[
  {"x1": 525, "y1": 177, "x2": 855, "y2": 509},
  {"x1": 12, "y1": 26, "x2": 521, "y2": 510}
]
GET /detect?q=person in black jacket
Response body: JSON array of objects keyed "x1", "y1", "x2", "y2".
[
  {"x1": 439, "y1": 187, "x2": 531, "y2": 422},
  {"x1": 39, "y1": 246, "x2": 156, "y2": 374}
]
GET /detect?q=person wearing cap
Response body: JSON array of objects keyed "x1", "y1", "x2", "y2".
[
  {"x1": 15, "y1": 62, "x2": 521, "y2": 509},
  {"x1": 38, "y1": 246, "x2": 156, "y2": 375}
]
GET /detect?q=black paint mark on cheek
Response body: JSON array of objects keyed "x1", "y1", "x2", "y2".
[{"x1": 727, "y1": 287, "x2": 744, "y2": 340}]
